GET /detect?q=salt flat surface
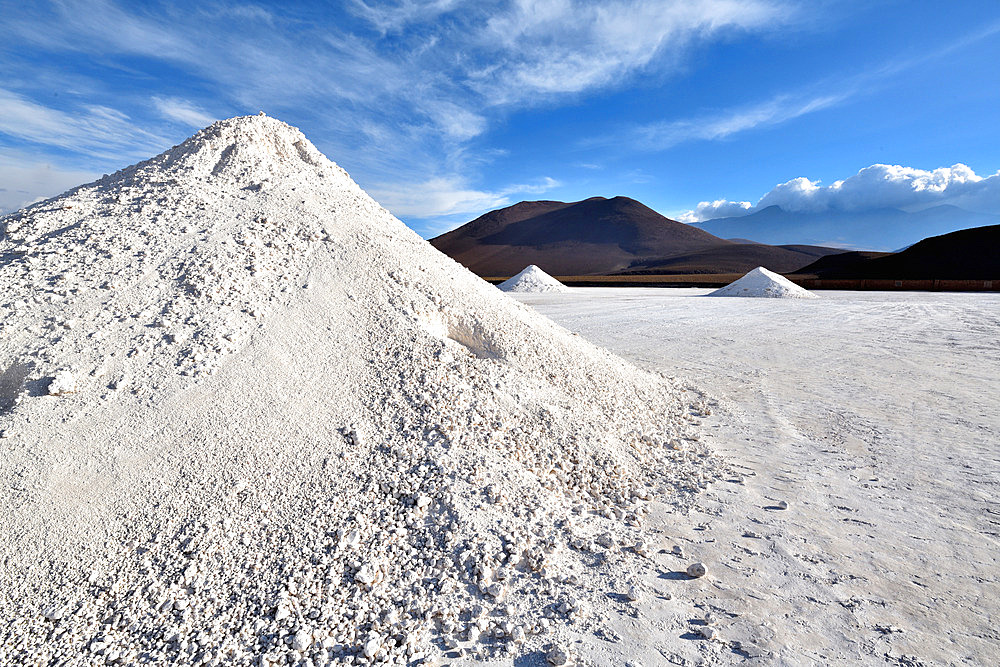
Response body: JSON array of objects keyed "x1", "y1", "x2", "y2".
[{"x1": 514, "y1": 288, "x2": 1000, "y2": 665}]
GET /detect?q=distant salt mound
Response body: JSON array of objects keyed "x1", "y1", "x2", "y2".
[
  {"x1": 498, "y1": 264, "x2": 568, "y2": 292},
  {"x1": 708, "y1": 266, "x2": 819, "y2": 299},
  {"x1": 0, "y1": 114, "x2": 722, "y2": 665}
]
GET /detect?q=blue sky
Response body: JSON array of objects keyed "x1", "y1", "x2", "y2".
[{"x1": 2, "y1": 0, "x2": 1000, "y2": 237}]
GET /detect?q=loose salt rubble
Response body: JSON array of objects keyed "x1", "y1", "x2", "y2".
[
  {"x1": 497, "y1": 264, "x2": 568, "y2": 293},
  {"x1": 0, "y1": 114, "x2": 727, "y2": 666},
  {"x1": 708, "y1": 266, "x2": 819, "y2": 299}
]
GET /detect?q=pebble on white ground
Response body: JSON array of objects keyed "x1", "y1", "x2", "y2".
[
  {"x1": 686, "y1": 562, "x2": 707, "y2": 578},
  {"x1": 497, "y1": 264, "x2": 569, "y2": 293},
  {"x1": 708, "y1": 266, "x2": 819, "y2": 299},
  {"x1": 546, "y1": 645, "x2": 571, "y2": 665}
]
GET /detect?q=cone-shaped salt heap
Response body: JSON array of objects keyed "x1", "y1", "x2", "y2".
[
  {"x1": 497, "y1": 264, "x2": 568, "y2": 293},
  {"x1": 0, "y1": 115, "x2": 723, "y2": 664},
  {"x1": 708, "y1": 266, "x2": 819, "y2": 298}
]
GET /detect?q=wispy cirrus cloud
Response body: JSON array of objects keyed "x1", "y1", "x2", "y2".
[
  {"x1": 1, "y1": 0, "x2": 795, "y2": 224},
  {"x1": 473, "y1": 0, "x2": 791, "y2": 101},
  {"x1": 152, "y1": 97, "x2": 216, "y2": 128},
  {"x1": 598, "y1": 91, "x2": 848, "y2": 153},
  {"x1": 0, "y1": 87, "x2": 169, "y2": 161},
  {"x1": 370, "y1": 175, "x2": 560, "y2": 219}
]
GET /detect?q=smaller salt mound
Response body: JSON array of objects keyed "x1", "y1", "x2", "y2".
[
  {"x1": 497, "y1": 264, "x2": 568, "y2": 293},
  {"x1": 708, "y1": 266, "x2": 819, "y2": 299}
]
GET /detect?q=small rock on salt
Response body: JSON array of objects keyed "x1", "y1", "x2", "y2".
[
  {"x1": 686, "y1": 562, "x2": 707, "y2": 578},
  {"x1": 546, "y1": 645, "x2": 570, "y2": 665}
]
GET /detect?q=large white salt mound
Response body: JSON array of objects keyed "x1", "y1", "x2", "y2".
[
  {"x1": 708, "y1": 266, "x2": 819, "y2": 299},
  {"x1": 0, "y1": 115, "x2": 723, "y2": 665},
  {"x1": 497, "y1": 264, "x2": 568, "y2": 293}
]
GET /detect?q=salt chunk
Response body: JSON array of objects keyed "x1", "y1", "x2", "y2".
[
  {"x1": 355, "y1": 565, "x2": 377, "y2": 585},
  {"x1": 48, "y1": 370, "x2": 77, "y2": 396},
  {"x1": 291, "y1": 629, "x2": 312, "y2": 651},
  {"x1": 42, "y1": 606, "x2": 65, "y2": 621}
]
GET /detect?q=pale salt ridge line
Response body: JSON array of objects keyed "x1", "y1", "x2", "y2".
[{"x1": 0, "y1": 114, "x2": 725, "y2": 666}]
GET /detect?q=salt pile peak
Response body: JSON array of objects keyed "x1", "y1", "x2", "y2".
[
  {"x1": 0, "y1": 114, "x2": 723, "y2": 666},
  {"x1": 708, "y1": 266, "x2": 819, "y2": 299},
  {"x1": 498, "y1": 264, "x2": 568, "y2": 293}
]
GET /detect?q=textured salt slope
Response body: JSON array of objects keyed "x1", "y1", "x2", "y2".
[
  {"x1": 708, "y1": 266, "x2": 818, "y2": 298},
  {"x1": 497, "y1": 265, "x2": 568, "y2": 293},
  {"x1": 0, "y1": 115, "x2": 722, "y2": 666}
]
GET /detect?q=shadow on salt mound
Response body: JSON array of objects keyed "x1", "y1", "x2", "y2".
[
  {"x1": 708, "y1": 266, "x2": 818, "y2": 299},
  {"x1": 498, "y1": 265, "x2": 568, "y2": 293}
]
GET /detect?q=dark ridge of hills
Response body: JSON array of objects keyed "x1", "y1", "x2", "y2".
[
  {"x1": 429, "y1": 196, "x2": 733, "y2": 276},
  {"x1": 793, "y1": 251, "x2": 893, "y2": 276},
  {"x1": 797, "y1": 225, "x2": 1000, "y2": 279},
  {"x1": 617, "y1": 243, "x2": 846, "y2": 275}
]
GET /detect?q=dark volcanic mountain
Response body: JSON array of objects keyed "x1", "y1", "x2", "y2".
[
  {"x1": 431, "y1": 196, "x2": 841, "y2": 276},
  {"x1": 431, "y1": 196, "x2": 725, "y2": 275},
  {"x1": 797, "y1": 225, "x2": 1000, "y2": 279}
]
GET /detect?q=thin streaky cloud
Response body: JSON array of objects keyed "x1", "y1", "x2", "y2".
[
  {"x1": 152, "y1": 97, "x2": 217, "y2": 128},
  {"x1": 600, "y1": 91, "x2": 848, "y2": 153},
  {"x1": 0, "y1": 88, "x2": 169, "y2": 161},
  {"x1": 369, "y1": 175, "x2": 560, "y2": 220}
]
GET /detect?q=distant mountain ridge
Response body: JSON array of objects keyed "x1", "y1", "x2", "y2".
[
  {"x1": 431, "y1": 197, "x2": 843, "y2": 276},
  {"x1": 691, "y1": 204, "x2": 1000, "y2": 251}
]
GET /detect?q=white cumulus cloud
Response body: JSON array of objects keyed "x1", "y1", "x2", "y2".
[{"x1": 680, "y1": 163, "x2": 1000, "y2": 221}]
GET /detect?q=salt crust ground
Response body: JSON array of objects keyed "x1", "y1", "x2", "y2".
[
  {"x1": 0, "y1": 116, "x2": 726, "y2": 666},
  {"x1": 517, "y1": 288, "x2": 1000, "y2": 666},
  {"x1": 708, "y1": 267, "x2": 818, "y2": 299},
  {"x1": 497, "y1": 266, "x2": 568, "y2": 294}
]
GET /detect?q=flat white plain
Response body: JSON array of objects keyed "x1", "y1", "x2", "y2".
[{"x1": 513, "y1": 287, "x2": 1000, "y2": 665}]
